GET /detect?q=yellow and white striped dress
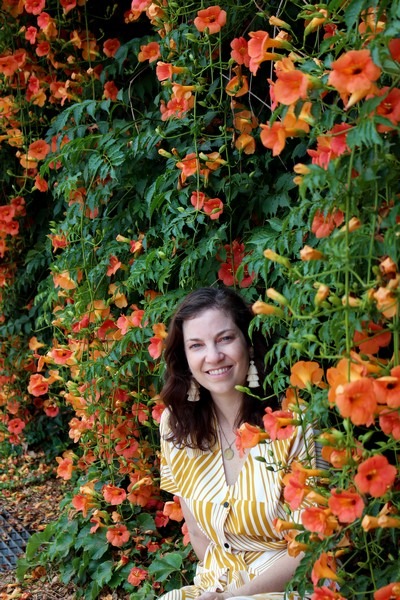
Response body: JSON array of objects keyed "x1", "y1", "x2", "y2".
[{"x1": 159, "y1": 409, "x2": 313, "y2": 600}]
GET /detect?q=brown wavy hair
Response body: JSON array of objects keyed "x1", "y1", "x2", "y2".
[{"x1": 161, "y1": 287, "x2": 278, "y2": 450}]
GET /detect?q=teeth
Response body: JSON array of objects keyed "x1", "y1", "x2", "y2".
[{"x1": 208, "y1": 367, "x2": 230, "y2": 375}]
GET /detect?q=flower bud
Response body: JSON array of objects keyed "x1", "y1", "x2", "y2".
[
  {"x1": 293, "y1": 163, "x2": 311, "y2": 175},
  {"x1": 269, "y1": 16, "x2": 290, "y2": 28},
  {"x1": 314, "y1": 284, "x2": 330, "y2": 306},
  {"x1": 266, "y1": 288, "x2": 289, "y2": 306},
  {"x1": 263, "y1": 249, "x2": 291, "y2": 269},
  {"x1": 158, "y1": 148, "x2": 172, "y2": 158},
  {"x1": 341, "y1": 295, "x2": 362, "y2": 307},
  {"x1": 300, "y1": 245, "x2": 324, "y2": 261},
  {"x1": 252, "y1": 301, "x2": 284, "y2": 317},
  {"x1": 340, "y1": 217, "x2": 361, "y2": 233}
]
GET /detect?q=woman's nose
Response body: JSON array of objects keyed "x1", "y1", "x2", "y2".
[{"x1": 205, "y1": 344, "x2": 223, "y2": 362}]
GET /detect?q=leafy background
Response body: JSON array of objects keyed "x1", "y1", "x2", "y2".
[{"x1": 0, "y1": 0, "x2": 399, "y2": 598}]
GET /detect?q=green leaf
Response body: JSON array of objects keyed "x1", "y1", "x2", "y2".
[
  {"x1": 91, "y1": 560, "x2": 114, "y2": 586},
  {"x1": 24, "y1": 524, "x2": 55, "y2": 561},
  {"x1": 148, "y1": 552, "x2": 183, "y2": 582},
  {"x1": 347, "y1": 120, "x2": 383, "y2": 148},
  {"x1": 137, "y1": 512, "x2": 156, "y2": 531},
  {"x1": 81, "y1": 532, "x2": 109, "y2": 560},
  {"x1": 344, "y1": 0, "x2": 364, "y2": 29}
]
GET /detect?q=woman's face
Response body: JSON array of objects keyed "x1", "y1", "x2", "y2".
[{"x1": 182, "y1": 308, "x2": 249, "y2": 403}]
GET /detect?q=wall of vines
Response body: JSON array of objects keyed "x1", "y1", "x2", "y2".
[{"x1": 0, "y1": 0, "x2": 399, "y2": 598}]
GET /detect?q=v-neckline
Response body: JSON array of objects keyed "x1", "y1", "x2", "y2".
[{"x1": 216, "y1": 434, "x2": 251, "y2": 488}]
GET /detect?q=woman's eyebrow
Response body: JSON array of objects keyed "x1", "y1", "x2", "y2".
[{"x1": 185, "y1": 328, "x2": 235, "y2": 342}]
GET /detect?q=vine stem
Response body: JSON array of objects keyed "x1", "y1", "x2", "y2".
[{"x1": 344, "y1": 147, "x2": 356, "y2": 360}]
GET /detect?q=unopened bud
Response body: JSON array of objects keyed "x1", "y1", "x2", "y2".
[
  {"x1": 341, "y1": 295, "x2": 362, "y2": 307},
  {"x1": 252, "y1": 300, "x2": 284, "y2": 317},
  {"x1": 158, "y1": 148, "x2": 172, "y2": 158},
  {"x1": 266, "y1": 288, "x2": 289, "y2": 306},
  {"x1": 340, "y1": 217, "x2": 361, "y2": 233},
  {"x1": 300, "y1": 245, "x2": 324, "y2": 261},
  {"x1": 263, "y1": 249, "x2": 291, "y2": 269},
  {"x1": 314, "y1": 284, "x2": 330, "y2": 306}
]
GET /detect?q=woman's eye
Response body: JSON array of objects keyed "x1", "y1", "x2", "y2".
[
  {"x1": 219, "y1": 335, "x2": 233, "y2": 343},
  {"x1": 189, "y1": 343, "x2": 202, "y2": 350}
]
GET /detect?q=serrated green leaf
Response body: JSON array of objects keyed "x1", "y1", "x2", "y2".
[{"x1": 148, "y1": 552, "x2": 183, "y2": 581}]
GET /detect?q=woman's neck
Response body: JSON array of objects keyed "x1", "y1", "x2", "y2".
[{"x1": 212, "y1": 396, "x2": 243, "y2": 430}]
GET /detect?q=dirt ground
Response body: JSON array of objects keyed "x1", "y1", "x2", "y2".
[
  {"x1": 0, "y1": 452, "x2": 77, "y2": 599},
  {"x1": 0, "y1": 451, "x2": 138, "y2": 600}
]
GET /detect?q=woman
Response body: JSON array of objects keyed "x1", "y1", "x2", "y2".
[{"x1": 159, "y1": 287, "x2": 313, "y2": 600}]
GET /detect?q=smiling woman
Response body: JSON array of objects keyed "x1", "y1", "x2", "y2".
[{"x1": 159, "y1": 287, "x2": 314, "y2": 600}]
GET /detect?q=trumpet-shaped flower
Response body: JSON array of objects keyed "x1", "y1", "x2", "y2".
[
  {"x1": 312, "y1": 587, "x2": 347, "y2": 600},
  {"x1": 156, "y1": 62, "x2": 187, "y2": 81},
  {"x1": 379, "y1": 409, "x2": 400, "y2": 440},
  {"x1": 373, "y1": 285, "x2": 398, "y2": 319},
  {"x1": 230, "y1": 37, "x2": 250, "y2": 67},
  {"x1": 354, "y1": 454, "x2": 397, "y2": 498},
  {"x1": 263, "y1": 406, "x2": 297, "y2": 440},
  {"x1": 374, "y1": 582, "x2": 400, "y2": 600},
  {"x1": 102, "y1": 484, "x2": 127, "y2": 505},
  {"x1": 28, "y1": 139, "x2": 50, "y2": 160},
  {"x1": 301, "y1": 507, "x2": 339, "y2": 537},
  {"x1": 176, "y1": 153, "x2": 199, "y2": 183},
  {"x1": 225, "y1": 71, "x2": 249, "y2": 97},
  {"x1": 163, "y1": 496, "x2": 183, "y2": 521},
  {"x1": 236, "y1": 423, "x2": 269, "y2": 456},
  {"x1": 148, "y1": 322, "x2": 167, "y2": 359},
  {"x1": 353, "y1": 321, "x2": 391, "y2": 355},
  {"x1": 311, "y1": 553, "x2": 341, "y2": 587},
  {"x1": 106, "y1": 524, "x2": 130, "y2": 547},
  {"x1": 334, "y1": 377, "x2": 377, "y2": 426},
  {"x1": 374, "y1": 87, "x2": 400, "y2": 132},
  {"x1": 290, "y1": 361, "x2": 324, "y2": 389},
  {"x1": 7, "y1": 418, "x2": 26, "y2": 435},
  {"x1": 25, "y1": 0, "x2": 45, "y2": 15},
  {"x1": 203, "y1": 197, "x2": 223, "y2": 220},
  {"x1": 260, "y1": 121, "x2": 287, "y2": 156},
  {"x1": 328, "y1": 49, "x2": 381, "y2": 108},
  {"x1": 194, "y1": 5, "x2": 227, "y2": 34},
  {"x1": 274, "y1": 59, "x2": 310, "y2": 105},
  {"x1": 138, "y1": 41, "x2": 160, "y2": 63},
  {"x1": 128, "y1": 567, "x2": 147, "y2": 586},
  {"x1": 28, "y1": 373, "x2": 49, "y2": 397},
  {"x1": 248, "y1": 30, "x2": 282, "y2": 75},
  {"x1": 235, "y1": 133, "x2": 256, "y2": 154},
  {"x1": 328, "y1": 489, "x2": 365, "y2": 523}
]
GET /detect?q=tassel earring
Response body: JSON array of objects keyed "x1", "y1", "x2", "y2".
[
  {"x1": 247, "y1": 349, "x2": 259, "y2": 388},
  {"x1": 187, "y1": 379, "x2": 200, "y2": 402}
]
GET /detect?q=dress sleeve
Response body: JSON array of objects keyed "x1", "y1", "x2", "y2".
[{"x1": 159, "y1": 408, "x2": 181, "y2": 496}]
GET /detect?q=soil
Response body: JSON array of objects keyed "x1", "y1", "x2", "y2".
[
  {"x1": 0, "y1": 452, "x2": 135, "y2": 600},
  {"x1": 0, "y1": 451, "x2": 77, "y2": 599}
]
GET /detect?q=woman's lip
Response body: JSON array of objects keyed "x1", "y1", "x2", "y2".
[{"x1": 206, "y1": 366, "x2": 232, "y2": 375}]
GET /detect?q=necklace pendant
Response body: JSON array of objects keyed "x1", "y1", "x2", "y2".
[{"x1": 223, "y1": 447, "x2": 234, "y2": 460}]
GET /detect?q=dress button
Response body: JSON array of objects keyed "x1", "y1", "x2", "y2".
[{"x1": 223, "y1": 501, "x2": 229, "y2": 508}]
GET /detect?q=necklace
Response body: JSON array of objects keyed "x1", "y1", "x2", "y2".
[{"x1": 218, "y1": 423, "x2": 236, "y2": 460}]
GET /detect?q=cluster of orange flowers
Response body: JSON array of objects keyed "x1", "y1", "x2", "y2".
[{"x1": 236, "y1": 356, "x2": 399, "y2": 599}]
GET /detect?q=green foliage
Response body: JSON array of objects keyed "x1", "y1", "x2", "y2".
[{"x1": 0, "y1": 0, "x2": 399, "y2": 597}]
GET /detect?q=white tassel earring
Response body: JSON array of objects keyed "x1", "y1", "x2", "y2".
[
  {"x1": 187, "y1": 379, "x2": 200, "y2": 402},
  {"x1": 247, "y1": 349, "x2": 259, "y2": 388}
]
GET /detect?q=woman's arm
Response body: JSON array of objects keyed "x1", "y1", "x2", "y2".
[
  {"x1": 180, "y1": 498, "x2": 211, "y2": 562},
  {"x1": 197, "y1": 551, "x2": 303, "y2": 600}
]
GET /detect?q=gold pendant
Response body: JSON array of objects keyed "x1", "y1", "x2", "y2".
[{"x1": 224, "y1": 447, "x2": 234, "y2": 460}]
